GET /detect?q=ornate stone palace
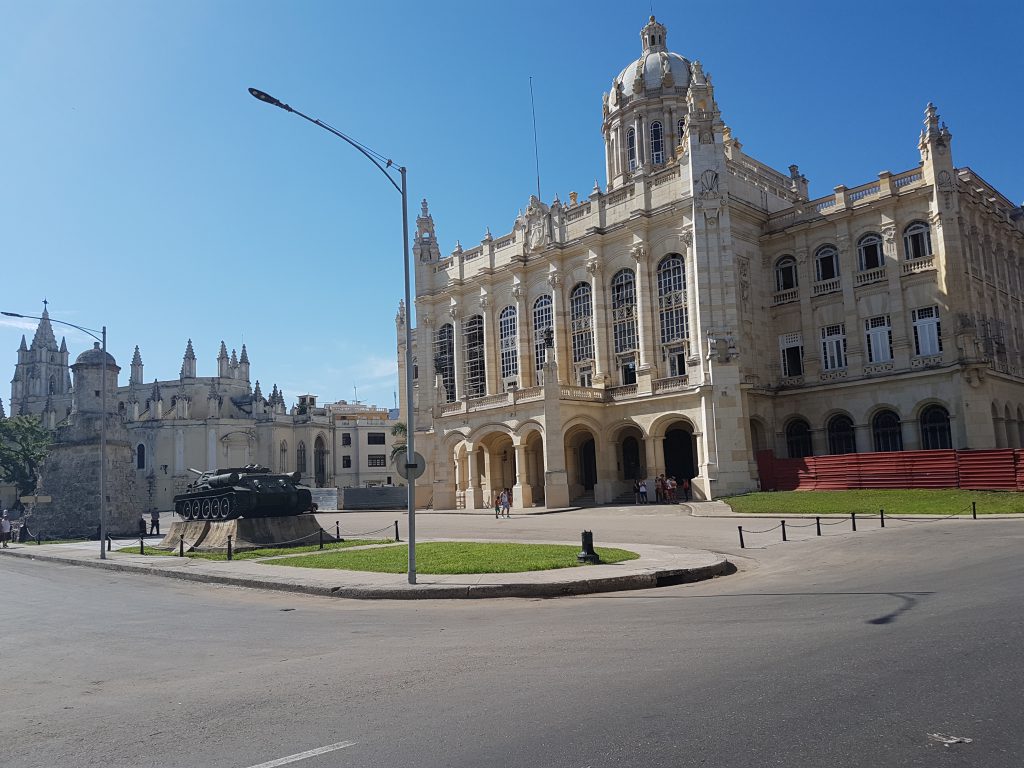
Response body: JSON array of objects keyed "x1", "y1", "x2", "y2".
[
  {"x1": 397, "y1": 16, "x2": 1024, "y2": 509},
  {"x1": 8, "y1": 309, "x2": 399, "y2": 521}
]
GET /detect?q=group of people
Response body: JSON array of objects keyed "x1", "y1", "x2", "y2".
[
  {"x1": 493, "y1": 488, "x2": 513, "y2": 519},
  {"x1": 632, "y1": 475, "x2": 691, "y2": 504},
  {"x1": 136, "y1": 510, "x2": 161, "y2": 537}
]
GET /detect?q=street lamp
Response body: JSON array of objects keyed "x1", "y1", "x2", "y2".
[
  {"x1": 2, "y1": 310, "x2": 108, "y2": 559},
  {"x1": 248, "y1": 87, "x2": 419, "y2": 584}
]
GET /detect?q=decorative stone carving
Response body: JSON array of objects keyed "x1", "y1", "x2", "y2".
[
  {"x1": 448, "y1": 303, "x2": 460, "y2": 320},
  {"x1": 699, "y1": 169, "x2": 719, "y2": 197},
  {"x1": 938, "y1": 169, "x2": 953, "y2": 189},
  {"x1": 524, "y1": 196, "x2": 550, "y2": 251},
  {"x1": 586, "y1": 258, "x2": 602, "y2": 276},
  {"x1": 510, "y1": 284, "x2": 523, "y2": 301},
  {"x1": 737, "y1": 257, "x2": 750, "y2": 303},
  {"x1": 679, "y1": 229, "x2": 693, "y2": 248},
  {"x1": 547, "y1": 270, "x2": 561, "y2": 289},
  {"x1": 631, "y1": 243, "x2": 648, "y2": 262},
  {"x1": 699, "y1": 129, "x2": 713, "y2": 145},
  {"x1": 882, "y1": 225, "x2": 896, "y2": 243}
]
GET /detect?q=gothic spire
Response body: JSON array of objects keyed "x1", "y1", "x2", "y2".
[
  {"x1": 253, "y1": 380, "x2": 263, "y2": 400},
  {"x1": 30, "y1": 305, "x2": 57, "y2": 350},
  {"x1": 230, "y1": 348, "x2": 238, "y2": 366},
  {"x1": 132, "y1": 346, "x2": 143, "y2": 366},
  {"x1": 180, "y1": 339, "x2": 197, "y2": 379},
  {"x1": 19, "y1": 335, "x2": 27, "y2": 351},
  {"x1": 239, "y1": 344, "x2": 249, "y2": 364},
  {"x1": 59, "y1": 337, "x2": 68, "y2": 353}
]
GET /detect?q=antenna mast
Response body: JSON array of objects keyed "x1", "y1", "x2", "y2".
[{"x1": 529, "y1": 77, "x2": 541, "y2": 200}]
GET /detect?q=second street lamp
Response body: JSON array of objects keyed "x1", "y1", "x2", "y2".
[
  {"x1": 1, "y1": 310, "x2": 109, "y2": 560},
  {"x1": 248, "y1": 87, "x2": 419, "y2": 585}
]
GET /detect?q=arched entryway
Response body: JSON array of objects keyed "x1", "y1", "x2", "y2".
[
  {"x1": 564, "y1": 424, "x2": 599, "y2": 503},
  {"x1": 663, "y1": 423, "x2": 697, "y2": 487},
  {"x1": 314, "y1": 435, "x2": 328, "y2": 487},
  {"x1": 622, "y1": 436, "x2": 642, "y2": 481}
]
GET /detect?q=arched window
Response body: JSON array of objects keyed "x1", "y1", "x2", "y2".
[
  {"x1": 903, "y1": 221, "x2": 933, "y2": 260},
  {"x1": 872, "y1": 410, "x2": 903, "y2": 452},
  {"x1": 279, "y1": 440, "x2": 288, "y2": 472},
  {"x1": 532, "y1": 296, "x2": 553, "y2": 384},
  {"x1": 412, "y1": 357, "x2": 418, "y2": 380},
  {"x1": 570, "y1": 283, "x2": 594, "y2": 363},
  {"x1": 463, "y1": 314, "x2": 486, "y2": 398},
  {"x1": 611, "y1": 269, "x2": 638, "y2": 354},
  {"x1": 786, "y1": 419, "x2": 813, "y2": 458},
  {"x1": 827, "y1": 415, "x2": 857, "y2": 455},
  {"x1": 296, "y1": 441, "x2": 307, "y2": 474},
  {"x1": 677, "y1": 119, "x2": 685, "y2": 142},
  {"x1": 857, "y1": 233, "x2": 884, "y2": 271},
  {"x1": 815, "y1": 245, "x2": 839, "y2": 281},
  {"x1": 626, "y1": 128, "x2": 637, "y2": 172},
  {"x1": 434, "y1": 324, "x2": 456, "y2": 403},
  {"x1": 48, "y1": 375, "x2": 56, "y2": 395},
  {"x1": 498, "y1": 306, "x2": 518, "y2": 381},
  {"x1": 775, "y1": 256, "x2": 798, "y2": 291},
  {"x1": 920, "y1": 405, "x2": 952, "y2": 450},
  {"x1": 314, "y1": 436, "x2": 327, "y2": 488},
  {"x1": 136, "y1": 443, "x2": 146, "y2": 470},
  {"x1": 650, "y1": 121, "x2": 664, "y2": 165},
  {"x1": 658, "y1": 254, "x2": 688, "y2": 376}
]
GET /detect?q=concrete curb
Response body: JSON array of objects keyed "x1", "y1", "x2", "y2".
[{"x1": 0, "y1": 545, "x2": 732, "y2": 600}]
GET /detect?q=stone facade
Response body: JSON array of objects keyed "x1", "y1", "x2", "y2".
[
  {"x1": 9, "y1": 314, "x2": 402, "y2": 527},
  {"x1": 398, "y1": 16, "x2": 1024, "y2": 509}
]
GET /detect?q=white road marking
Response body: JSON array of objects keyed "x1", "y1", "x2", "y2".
[{"x1": 243, "y1": 741, "x2": 356, "y2": 768}]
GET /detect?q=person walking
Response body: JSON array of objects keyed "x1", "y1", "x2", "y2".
[
  {"x1": 682, "y1": 477, "x2": 692, "y2": 501},
  {"x1": 137, "y1": 514, "x2": 147, "y2": 538},
  {"x1": 655, "y1": 475, "x2": 665, "y2": 504},
  {"x1": 639, "y1": 479, "x2": 648, "y2": 504},
  {"x1": 149, "y1": 509, "x2": 161, "y2": 536},
  {"x1": 1, "y1": 511, "x2": 11, "y2": 548},
  {"x1": 494, "y1": 492, "x2": 501, "y2": 519},
  {"x1": 632, "y1": 478, "x2": 641, "y2": 504},
  {"x1": 500, "y1": 488, "x2": 511, "y2": 518}
]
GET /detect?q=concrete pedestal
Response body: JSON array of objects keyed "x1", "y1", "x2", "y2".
[{"x1": 157, "y1": 514, "x2": 336, "y2": 553}]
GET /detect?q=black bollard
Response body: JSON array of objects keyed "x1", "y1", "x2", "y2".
[
  {"x1": 737, "y1": 526, "x2": 745, "y2": 549},
  {"x1": 781, "y1": 520, "x2": 787, "y2": 542},
  {"x1": 851, "y1": 513, "x2": 857, "y2": 532},
  {"x1": 395, "y1": 520, "x2": 400, "y2": 542},
  {"x1": 577, "y1": 530, "x2": 600, "y2": 563},
  {"x1": 227, "y1": 534, "x2": 233, "y2": 561},
  {"x1": 106, "y1": 535, "x2": 112, "y2": 552},
  {"x1": 336, "y1": 521, "x2": 341, "y2": 541},
  {"x1": 816, "y1": 517, "x2": 821, "y2": 536},
  {"x1": 880, "y1": 508, "x2": 885, "y2": 528},
  {"x1": 179, "y1": 534, "x2": 185, "y2": 557},
  {"x1": 140, "y1": 535, "x2": 145, "y2": 555},
  {"x1": 319, "y1": 528, "x2": 324, "y2": 550},
  {"x1": 972, "y1": 501, "x2": 977, "y2": 520}
]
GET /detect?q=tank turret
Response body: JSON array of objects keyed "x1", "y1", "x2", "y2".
[{"x1": 173, "y1": 464, "x2": 313, "y2": 521}]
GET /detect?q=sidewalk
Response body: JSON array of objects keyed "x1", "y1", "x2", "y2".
[{"x1": 0, "y1": 537, "x2": 730, "y2": 600}]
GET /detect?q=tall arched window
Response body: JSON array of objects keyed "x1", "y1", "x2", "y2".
[
  {"x1": 279, "y1": 440, "x2": 288, "y2": 472},
  {"x1": 532, "y1": 296, "x2": 553, "y2": 384},
  {"x1": 611, "y1": 269, "x2": 638, "y2": 354},
  {"x1": 48, "y1": 375, "x2": 57, "y2": 395},
  {"x1": 463, "y1": 314, "x2": 486, "y2": 398},
  {"x1": 872, "y1": 410, "x2": 903, "y2": 452},
  {"x1": 136, "y1": 443, "x2": 146, "y2": 470},
  {"x1": 857, "y1": 233, "x2": 884, "y2": 271},
  {"x1": 296, "y1": 441, "x2": 307, "y2": 474},
  {"x1": 920, "y1": 405, "x2": 952, "y2": 449},
  {"x1": 650, "y1": 121, "x2": 664, "y2": 164},
  {"x1": 827, "y1": 415, "x2": 857, "y2": 454},
  {"x1": 570, "y1": 283, "x2": 594, "y2": 363},
  {"x1": 498, "y1": 306, "x2": 518, "y2": 381},
  {"x1": 815, "y1": 245, "x2": 840, "y2": 281},
  {"x1": 434, "y1": 323, "x2": 456, "y2": 403},
  {"x1": 903, "y1": 221, "x2": 933, "y2": 260},
  {"x1": 314, "y1": 436, "x2": 327, "y2": 488},
  {"x1": 626, "y1": 128, "x2": 637, "y2": 172},
  {"x1": 658, "y1": 254, "x2": 688, "y2": 376},
  {"x1": 775, "y1": 256, "x2": 798, "y2": 292},
  {"x1": 786, "y1": 419, "x2": 813, "y2": 458}
]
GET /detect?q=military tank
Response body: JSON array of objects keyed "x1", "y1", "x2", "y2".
[{"x1": 173, "y1": 465, "x2": 314, "y2": 521}]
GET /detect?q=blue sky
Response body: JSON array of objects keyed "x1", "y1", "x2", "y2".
[{"x1": 3, "y1": 1, "x2": 1022, "y2": 411}]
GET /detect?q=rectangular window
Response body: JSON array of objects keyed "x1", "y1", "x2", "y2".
[
  {"x1": 620, "y1": 356, "x2": 637, "y2": 386},
  {"x1": 341, "y1": 433, "x2": 351, "y2": 447},
  {"x1": 665, "y1": 345, "x2": 687, "y2": 378},
  {"x1": 820, "y1": 324, "x2": 847, "y2": 370},
  {"x1": 367, "y1": 454, "x2": 387, "y2": 467},
  {"x1": 913, "y1": 307, "x2": 942, "y2": 356},
  {"x1": 779, "y1": 333, "x2": 804, "y2": 377},
  {"x1": 367, "y1": 432, "x2": 385, "y2": 445},
  {"x1": 865, "y1": 315, "x2": 893, "y2": 363},
  {"x1": 342, "y1": 455, "x2": 351, "y2": 469},
  {"x1": 577, "y1": 364, "x2": 593, "y2": 388}
]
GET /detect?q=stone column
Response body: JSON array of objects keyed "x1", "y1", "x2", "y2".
[
  {"x1": 593, "y1": 436, "x2": 615, "y2": 504},
  {"x1": 512, "y1": 439, "x2": 533, "y2": 509},
  {"x1": 547, "y1": 270, "x2": 568, "y2": 385},
  {"x1": 587, "y1": 255, "x2": 608, "y2": 383},
  {"x1": 512, "y1": 284, "x2": 530, "y2": 387},
  {"x1": 541, "y1": 351, "x2": 570, "y2": 508},
  {"x1": 480, "y1": 293, "x2": 498, "y2": 396},
  {"x1": 449, "y1": 308, "x2": 464, "y2": 401},
  {"x1": 465, "y1": 442, "x2": 483, "y2": 509}
]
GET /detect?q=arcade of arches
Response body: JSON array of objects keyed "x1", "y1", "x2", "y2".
[{"x1": 447, "y1": 417, "x2": 699, "y2": 510}]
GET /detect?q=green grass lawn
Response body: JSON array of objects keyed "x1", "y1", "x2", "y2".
[
  {"x1": 263, "y1": 541, "x2": 640, "y2": 574},
  {"x1": 723, "y1": 489, "x2": 1024, "y2": 515},
  {"x1": 117, "y1": 539, "x2": 392, "y2": 560}
]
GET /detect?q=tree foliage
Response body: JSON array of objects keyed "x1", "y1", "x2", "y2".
[
  {"x1": 390, "y1": 421, "x2": 407, "y2": 463},
  {"x1": 0, "y1": 415, "x2": 53, "y2": 497}
]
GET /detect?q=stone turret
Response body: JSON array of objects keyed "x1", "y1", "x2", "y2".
[
  {"x1": 180, "y1": 339, "x2": 197, "y2": 379},
  {"x1": 238, "y1": 344, "x2": 250, "y2": 382},
  {"x1": 413, "y1": 199, "x2": 442, "y2": 263},
  {"x1": 217, "y1": 341, "x2": 230, "y2": 378},
  {"x1": 130, "y1": 346, "x2": 144, "y2": 385}
]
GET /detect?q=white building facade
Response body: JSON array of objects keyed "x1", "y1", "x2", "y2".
[{"x1": 398, "y1": 16, "x2": 1024, "y2": 508}]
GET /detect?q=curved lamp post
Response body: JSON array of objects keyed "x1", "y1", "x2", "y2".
[
  {"x1": 248, "y1": 87, "x2": 418, "y2": 584},
  {"x1": 2, "y1": 310, "x2": 108, "y2": 559}
]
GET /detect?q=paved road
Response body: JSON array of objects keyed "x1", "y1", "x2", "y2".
[{"x1": 4, "y1": 509, "x2": 1021, "y2": 767}]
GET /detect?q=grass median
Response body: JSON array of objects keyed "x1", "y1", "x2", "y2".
[
  {"x1": 118, "y1": 539, "x2": 392, "y2": 560},
  {"x1": 262, "y1": 541, "x2": 640, "y2": 574},
  {"x1": 723, "y1": 489, "x2": 1024, "y2": 515}
]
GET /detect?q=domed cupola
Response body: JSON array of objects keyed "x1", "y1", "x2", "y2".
[{"x1": 602, "y1": 16, "x2": 693, "y2": 189}]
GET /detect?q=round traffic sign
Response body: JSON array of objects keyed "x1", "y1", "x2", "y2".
[{"x1": 395, "y1": 451, "x2": 427, "y2": 480}]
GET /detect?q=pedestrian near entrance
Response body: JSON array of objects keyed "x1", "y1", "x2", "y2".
[
  {"x1": 150, "y1": 509, "x2": 160, "y2": 536},
  {"x1": 639, "y1": 480, "x2": 648, "y2": 504},
  {"x1": 655, "y1": 476, "x2": 665, "y2": 504},
  {"x1": 494, "y1": 492, "x2": 501, "y2": 519},
  {"x1": 632, "y1": 479, "x2": 641, "y2": 504},
  {"x1": 1, "y1": 511, "x2": 10, "y2": 547},
  {"x1": 682, "y1": 477, "x2": 692, "y2": 501},
  {"x1": 137, "y1": 514, "x2": 147, "y2": 538},
  {"x1": 500, "y1": 489, "x2": 511, "y2": 518},
  {"x1": 666, "y1": 476, "x2": 676, "y2": 502}
]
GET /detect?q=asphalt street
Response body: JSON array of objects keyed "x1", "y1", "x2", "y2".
[{"x1": 4, "y1": 507, "x2": 1021, "y2": 767}]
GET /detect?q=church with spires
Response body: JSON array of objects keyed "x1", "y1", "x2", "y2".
[
  {"x1": 397, "y1": 15, "x2": 1024, "y2": 510},
  {"x1": 6, "y1": 307, "x2": 401, "y2": 530}
]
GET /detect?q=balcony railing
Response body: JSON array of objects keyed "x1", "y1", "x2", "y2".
[
  {"x1": 812, "y1": 278, "x2": 842, "y2": 296},
  {"x1": 902, "y1": 256, "x2": 936, "y2": 275},
  {"x1": 855, "y1": 267, "x2": 886, "y2": 286},
  {"x1": 772, "y1": 288, "x2": 799, "y2": 305}
]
